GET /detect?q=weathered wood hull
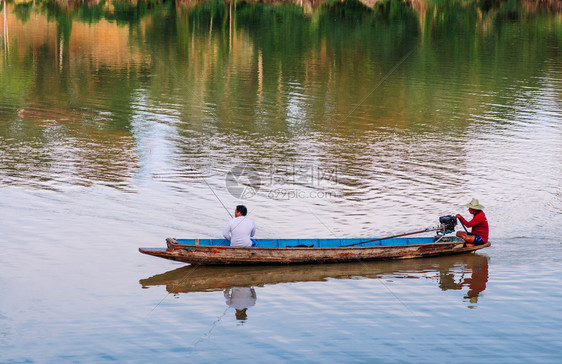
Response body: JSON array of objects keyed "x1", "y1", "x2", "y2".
[{"x1": 139, "y1": 237, "x2": 490, "y2": 265}]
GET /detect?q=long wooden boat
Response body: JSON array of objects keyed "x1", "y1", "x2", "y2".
[{"x1": 139, "y1": 236, "x2": 490, "y2": 265}]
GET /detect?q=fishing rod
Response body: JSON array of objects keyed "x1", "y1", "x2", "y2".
[
  {"x1": 194, "y1": 169, "x2": 261, "y2": 246},
  {"x1": 341, "y1": 227, "x2": 440, "y2": 247},
  {"x1": 342, "y1": 215, "x2": 459, "y2": 247},
  {"x1": 458, "y1": 218, "x2": 469, "y2": 233},
  {"x1": 196, "y1": 170, "x2": 233, "y2": 218}
]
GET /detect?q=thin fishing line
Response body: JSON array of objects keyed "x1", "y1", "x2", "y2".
[
  {"x1": 145, "y1": 171, "x2": 232, "y2": 315},
  {"x1": 146, "y1": 179, "x2": 254, "y2": 315},
  {"x1": 192, "y1": 306, "x2": 230, "y2": 348},
  {"x1": 377, "y1": 276, "x2": 417, "y2": 316},
  {"x1": 306, "y1": 207, "x2": 339, "y2": 238},
  {"x1": 355, "y1": 259, "x2": 417, "y2": 316},
  {"x1": 146, "y1": 259, "x2": 206, "y2": 316},
  {"x1": 339, "y1": 46, "x2": 417, "y2": 124},
  {"x1": 145, "y1": 201, "x2": 245, "y2": 314},
  {"x1": 196, "y1": 170, "x2": 233, "y2": 218}
]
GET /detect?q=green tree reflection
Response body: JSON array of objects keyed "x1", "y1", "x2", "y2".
[{"x1": 0, "y1": 0, "x2": 560, "y2": 189}]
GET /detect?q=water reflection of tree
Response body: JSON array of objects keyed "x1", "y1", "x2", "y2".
[
  {"x1": 1, "y1": 2, "x2": 143, "y2": 190},
  {"x1": 13, "y1": 1, "x2": 32, "y2": 23},
  {"x1": 2, "y1": 0, "x2": 561, "y2": 189}
]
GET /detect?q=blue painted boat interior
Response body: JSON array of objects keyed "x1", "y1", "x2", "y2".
[{"x1": 175, "y1": 237, "x2": 452, "y2": 248}]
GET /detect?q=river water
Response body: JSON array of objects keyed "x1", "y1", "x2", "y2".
[{"x1": 1, "y1": 0, "x2": 561, "y2": 362}]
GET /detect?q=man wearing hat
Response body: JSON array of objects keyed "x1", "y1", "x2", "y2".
[{"x1": 456, "y1": 198, "x2": 489, "y2": 246}]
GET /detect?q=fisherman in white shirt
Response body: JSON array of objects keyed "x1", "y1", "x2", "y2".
[{"x1": 222, "y1": 205, "x2": 256, "y2": 247}]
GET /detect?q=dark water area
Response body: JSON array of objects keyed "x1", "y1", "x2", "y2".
[{"x1": 1, "y1": 0, "x2": 562, "y2": 362}]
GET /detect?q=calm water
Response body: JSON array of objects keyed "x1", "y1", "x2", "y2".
[{"x1": 1, "y1": 0, "x2": 562, "y2": 362}]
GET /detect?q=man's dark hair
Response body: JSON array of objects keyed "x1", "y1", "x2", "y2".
[{"x1": 236, "y1": 205, "x2": 248, "y2": 216}]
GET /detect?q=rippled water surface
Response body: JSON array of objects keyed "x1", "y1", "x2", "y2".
[{"x1": 1, "y1": 0, "x2": 561, "y2": 362}]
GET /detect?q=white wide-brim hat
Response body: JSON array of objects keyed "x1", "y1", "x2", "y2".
[{"x1": 465, "y1": 198, "x2": 484, "y2": 210}]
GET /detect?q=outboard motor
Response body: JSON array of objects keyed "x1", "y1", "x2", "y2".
[{"x1": 437, "y1": 215, "x2": 458, "y2": 236}]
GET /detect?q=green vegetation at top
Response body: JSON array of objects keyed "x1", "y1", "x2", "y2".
[{"x1": 5, "y1": 0, "x2": 561, "y2": 26}]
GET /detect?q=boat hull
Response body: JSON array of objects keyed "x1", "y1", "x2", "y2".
[{"x1": 139, "y1": 237, "x2": 490, "y2": 265}]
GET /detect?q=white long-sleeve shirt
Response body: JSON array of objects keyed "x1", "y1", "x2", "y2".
[
  {"x1": 224, "y1": 287, "x2": 257, "y2": 309},
  {"x1": 222, "y1": 216, "x2": 256, "y2": 247}
]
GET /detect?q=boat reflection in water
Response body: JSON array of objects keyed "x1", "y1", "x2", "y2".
[
  {"x1": 437, "y1": 253, "x2": 488, "y2": 306},
  {"x1": 224, "y1": 287, "x2": 257, "y2": 321},
  {"x1": 140, "y1": 253, "x2": 489, "y2": 311}
]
